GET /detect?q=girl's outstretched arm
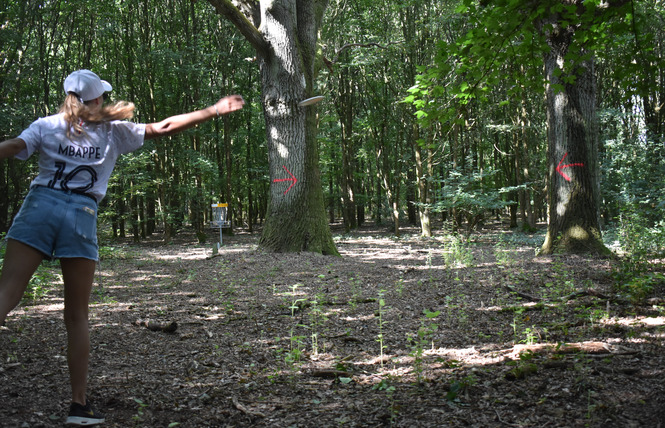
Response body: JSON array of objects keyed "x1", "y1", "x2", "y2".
[
  {"x1": 0, "y1": 138, "x2": 26, "y2": 160},
  {"x1": 145, "y1": 95, "x2": 244, "y2": 140}
]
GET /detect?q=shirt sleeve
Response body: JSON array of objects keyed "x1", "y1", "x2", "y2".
[
  {"x1": 15, "y1": 119, "x2": 43, "y2": 160},
  {"x1": 112, "y1": 121, "x2": 146, "y2": 155}
]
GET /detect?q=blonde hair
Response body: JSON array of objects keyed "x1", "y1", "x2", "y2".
[{"x1": 59, "y1": 93, "x2": 136, "y2": 137}]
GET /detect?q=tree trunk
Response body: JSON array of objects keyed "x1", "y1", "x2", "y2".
[
  {"x1": 413, "y1": 126, "x2": 431, "y2": 237},
  {"x1": 335, "y1": 58, "x2": 358, "y2": 232},
  {"x1": 208, "y1": 0, "x2": 337, "y2": 254},
  {"x1": 246, "y1": 100, "x2": 255, "y2": 233},
  {"x1": 518, "y1": 98, "x2": 536, "y2": 231},
  {"x1": 223, "y1": 113, "x2": 234, "y2": 234},
  {"x1": 0, "y1": 160, "x2": 6, "y2": 231},
  {"x1": 540, "y1": 18, "x2": 608, "y2": 255}
]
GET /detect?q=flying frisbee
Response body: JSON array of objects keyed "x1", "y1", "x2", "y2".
[{"x1": 298, "y1": 96, "x2": 324, "y2": 106}]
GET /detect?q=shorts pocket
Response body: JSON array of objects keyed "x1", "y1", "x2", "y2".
[{"x1": 75, "y1": 205, "x2": 98, "y2": 243}]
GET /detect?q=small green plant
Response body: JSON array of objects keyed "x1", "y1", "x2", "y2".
[
  {"x1": 273, "y1": 334, "x2": 304, "y2": 370},
  {"x1": 308, "y1": 295, "x2": 329, "y2": 355},
  {"x1": 522, "y1": 326, "x2": 539, "y2": 345},
  {"x1": 23, "y1": 263, "x2": 59, "y2": 303},
  {"x1": 510, "y1": 307, "x2": 525, "y2": 345},
  {"x1": 288, "y1": 284, "x2": 306, "y2": 316},
  {"x1": 610, "y1": 209, "x2": 665, "y2": 303},
  {"x1": 582, "y1": 305, "x2": 609, "y2": 327},
  {"x1": 615, "y1": 271, "x2": 662, "y2": 304},
  {"x1": 407, "y1": 309, "x2": 440, "y2": 383},
  {"x1": 132, "y1": 398, "x2": 149, "y2": 423},
  {"x1": 505, "y1": 350, "x2": 538, "y2": 380},
  {"x1": 443, "y1": 234, "x2": 474, "y2": 269},
  {"x1": 446, "y1": 374, "x2": 477, "y2": 401},
  {"x1": 283, "y1": 283, "x2": 307, "y2": 368},
  {"x1": 286, "y1": 332, "x2": 306, "y2": 365},
  {"x1": 544, "y1": 260, "x2": 577, "y2": 299},
  {"x1": 493, "y1": 237, "x2": 515, "y2": 266},
  {"x1": 373, "y1": 377, "x2": 398, "y2": 426},
  {"x1": 349, "y1": 276, "x2": 363, "y2": 308},
  {"x1": 93, "y1": 284, "x2": 117, "y2": 304},
  {"x1": 373, "y1": 377, "x2": 395, "y2": 392},
  {"x1": 377, "y1": 289, "x2": 389, "y2": 368},
  {"x1": 586, "y1": 389, "x2": 599, "y2": 422},
  {"x1": 443, "y1": 294, "x2": 468, "y2": 328},
  {"x1": 395, "y1": 278, "x2": 405, "y2": 296},
  {"x1": 425, "y1": 250, "x2": 436, "y2": 284},
  {"x1": 0, "y1": 232, "x2": 6, "y2": 261}
]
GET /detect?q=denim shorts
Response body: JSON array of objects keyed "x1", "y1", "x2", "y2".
[{"x1": 7, "y1": 186, "x2": 99, "y2": 261}]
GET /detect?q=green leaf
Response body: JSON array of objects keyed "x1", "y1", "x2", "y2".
[{"x1": 455, "y1": 4, "x2": 467, "y2": 14}]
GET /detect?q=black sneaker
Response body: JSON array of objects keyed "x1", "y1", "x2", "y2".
[{"x1": 65, "y1": 400, "x2": 105, "y2": 426}]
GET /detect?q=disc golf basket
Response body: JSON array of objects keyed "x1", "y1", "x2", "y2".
[{"x1": 211, "y1": 203, "x2": 230, "y2": 251}]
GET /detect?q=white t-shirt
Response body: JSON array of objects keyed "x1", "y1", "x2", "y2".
[{"x1": 16, "y1": 113, "x2": 146, "y2": 202}]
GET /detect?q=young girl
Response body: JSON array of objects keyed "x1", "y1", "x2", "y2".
[{"x1": 0, "y1": 69, "x2": 244, "y2": 426}]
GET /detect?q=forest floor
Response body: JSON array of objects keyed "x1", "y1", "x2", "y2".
[{"x1": 1, "y1": 222, "x2": 664, "y2": 428}]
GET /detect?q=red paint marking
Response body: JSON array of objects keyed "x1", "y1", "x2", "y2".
[
  {"x1": 273, "y1": 166, "x2": 298, "y2": 195},
  {"x1": 556, "y1": 152, "x2": 584, "y2": 182}
]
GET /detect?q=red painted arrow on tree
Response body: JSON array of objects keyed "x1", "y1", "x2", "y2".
[
  {"x1": 273, "y1": 165, "x2": 298, "y2": 195},
  {"x1": 556, "y1": 152, "x2": 584, "y2": 182}
]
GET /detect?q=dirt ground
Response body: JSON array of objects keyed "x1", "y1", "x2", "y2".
[{"x1": 1, "y1": 223, "x2": 664, "y2": 427}]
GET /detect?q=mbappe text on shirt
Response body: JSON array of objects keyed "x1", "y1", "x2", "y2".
[{"x1": 58, "y1": 144, "x2": 101, "y2": 159}]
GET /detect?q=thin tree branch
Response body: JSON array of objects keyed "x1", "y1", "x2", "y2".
[{"x1": 206, "y1": 0, "x2": 269, "y2": 55}]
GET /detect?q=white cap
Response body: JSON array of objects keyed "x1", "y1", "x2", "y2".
[{"x1": 63, "y1": 70, "x2": 112, "y2": 102}]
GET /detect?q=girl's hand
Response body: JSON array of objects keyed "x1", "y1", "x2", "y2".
[{"x1": 214, "y1": 95, "x2": 245, "y2": 116}]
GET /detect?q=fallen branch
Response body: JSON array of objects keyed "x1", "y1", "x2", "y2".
[
  {"x1": 504, "y1": 285, "x2": 540, "y2": 302},
  {"x1": 494, "y1": 409, "x2": 522, "y2": 427},
  {"x1": 562, "y1": 289, "x2": 610, "y2": 301},
  {"x1": 232, "y1": 396, "x2": 266, "y2": 418},
  {"x1": 500, "y1": 302, "x2": 552, "y2": 312},
  {"x1": 307, "y1": 369, "x2": 351, "y2": 379},
  {"x1": 505, "y1": 285, "x2": 612, "y2": 303},
  {"x1": 508, "y1": 341, "x2": 638, "y2": 359},
  {"x1": 134, "y1": 319, "x2": 178, "y2": 333}
]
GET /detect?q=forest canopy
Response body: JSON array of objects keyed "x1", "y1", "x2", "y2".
[{"x1": 0, "y1": 0, "x2": 663, "y2": 254}]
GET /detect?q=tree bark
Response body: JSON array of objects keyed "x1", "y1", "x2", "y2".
[
  {"x1": 517, "y1": 96, "x2": 536, "y2": 231},
  {"x1": 339, "y1": 71, "x2": 358, "y2": 232},
  {"x1": 539, "y1": 4, "x2": 610, "y2": 255},
  {"x1": 208, "y1": 0, "x2": 338, "y2": 254},
  {"x1": 413, "y1": 126, "x2": 432, "y2": 237}
]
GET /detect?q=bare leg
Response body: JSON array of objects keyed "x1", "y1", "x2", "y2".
[
  {"x1": 0, "y1": 239, "x2": 44, "y2": 325},
  {"x1": 60, "y1": 257, "x2": 96, "y2": 405}
]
